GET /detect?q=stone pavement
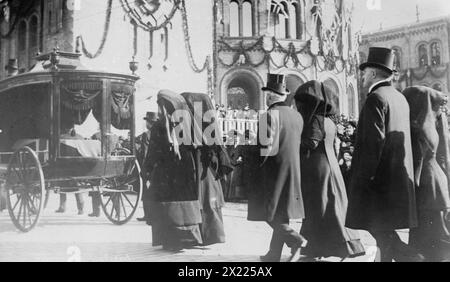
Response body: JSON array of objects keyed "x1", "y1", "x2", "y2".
[{"x1": 0, "y1": 195, "x2": 405, "y2": 262}]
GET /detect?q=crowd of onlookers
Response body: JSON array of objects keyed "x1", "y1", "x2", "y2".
[
  {"x1": 218, "y1": 110, "x2": 359, "y2": 203},
  {"x1": 215, "y1": 104, "x2": 258, "y2": 120}
]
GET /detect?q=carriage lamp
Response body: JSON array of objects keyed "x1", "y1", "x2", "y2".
[{"x1": 129, "y1": 56, "x2": 139, "y2": 75}]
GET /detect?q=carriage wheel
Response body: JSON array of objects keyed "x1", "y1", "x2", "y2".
[
  {"x1": 6, "y1": 147, "x2": 45, "y2": 232},
  {"x1": 100, "y1": 159, "x2": 143, "y2": 225}
]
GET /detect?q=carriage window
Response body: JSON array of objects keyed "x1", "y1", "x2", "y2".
[
  {"x1": 109, "y1": 84, "x2": 133, "y2": 156},
  {"x1": 60, "y1": 110, "x2": 102, "y2": 158},
  {"x1": 59, "y1": 81, "x2": 103, "y2": 157}
]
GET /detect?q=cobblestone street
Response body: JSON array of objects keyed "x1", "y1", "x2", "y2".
[{"x1": 0, "y1": 194, "x2": 394, "y2": 262}]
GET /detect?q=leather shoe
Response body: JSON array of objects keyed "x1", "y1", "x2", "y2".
[
  {"x1": 55, "y1": 208, "x2": 65, "y2": 213},
  {"x1": 88, "y1": 212, "x2": 100, "y2": 217}
]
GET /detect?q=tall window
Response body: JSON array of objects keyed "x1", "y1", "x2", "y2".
[
  {"x1": 229, "y1": 1, "x2": 239, "y2": 36},
  {"x1": 229, "y1": 0, "x2": 254, "y2": 37},
  {"x1": 18, "y1": 21, "x2": 27, "y2": 52},
  {"x1": 430, "y1": 42, "x2": 441, "y2": 66},
  {"x1": 29, "y1": 15, "x2": 39, "y2": 68},
  {"x1": 276, "y1": 6, "x2": 287, "y2": 38},
  {"x1": 392, "y1": 47, "x2": 401, "y2": 71},
  {"x1": 289, "y1": 2, "x2": 300, "y2": 39},
  {"x1": 418, "y1": 44, "x2": 428, "y2": 67},
  {"x1": 29, "y1": 16, "x2": 38, "y2": 49},
  {"x1": 270, "y1": 1, "x2": 302, "y2": 39},
  {"x1": 242, "y1": 1, "x2": 253, "y2": 36}
]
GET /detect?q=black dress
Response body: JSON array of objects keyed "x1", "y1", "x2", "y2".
[{"x1": 300, "y1": 116, "x2": 365, "y2": 258}]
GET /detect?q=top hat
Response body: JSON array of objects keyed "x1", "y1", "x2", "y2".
[
  {"x1": 359, "y1": 47, "x2": 397, "y2": 74},
  {"x1": 262, "y1": 74, "x2": 290, "y2": 96},
  {"x1": 5, "y1": 58, "x2": 18, "y2": 71},
  {"x1": 143, "y1": 112, "x2": 158, "y2": 121}
]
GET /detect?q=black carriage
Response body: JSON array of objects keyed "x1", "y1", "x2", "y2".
[{"x1": 0, "y1": 50, "x2": 143, "y2": 232}]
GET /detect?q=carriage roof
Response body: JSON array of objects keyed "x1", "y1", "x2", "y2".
[{"x1": 0, "y1": 50, "x2": 139, "y2": 94}]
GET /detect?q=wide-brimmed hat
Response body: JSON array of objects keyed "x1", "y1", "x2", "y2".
[
  {"x1": 143, "y1": 112, "x2": 158, "y2": 121},
  {"x1": 359, "y1": 47, "x2": 397, "y2": 74},
  {"x1": 262, "y1": 73, "x2": 290, "y2": 96}
]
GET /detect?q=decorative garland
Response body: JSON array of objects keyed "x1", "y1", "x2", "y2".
[
  {"x1": 397, "y1": 63, "x2": 450, "y2": 83},
  {"x1": 119, "y1": 0, "x2": 180, "y2": 32},
  {"x1": 217, "y1": 36, "x2": 358, "y2": 76},
  {"x1": 76, "y1": 0, "x2": 113, "y2": 59},
  {"x1": 180, "y1": 0, "x2": 213, "y2": 96}
]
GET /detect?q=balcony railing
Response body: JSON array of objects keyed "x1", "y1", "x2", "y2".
[{"x1": 218, "y1": 118, "x2": 258, "y2": 136}]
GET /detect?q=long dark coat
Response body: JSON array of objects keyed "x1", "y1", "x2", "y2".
[
  {"x1": 295, "y1": 80, "x2": 364, "y2": 258},
  {"x1": 193, "y1": 146, "x2": 231, "y2": 245},
  {"x1": 346, "y1": 82, "x2": 417, "y2": 231},
  {"x1": 247, "y1": 102, "x2": 304, "y2": 222},
  {"x1": 403, "y1": 86, "x2": 450, "y2": 260}
]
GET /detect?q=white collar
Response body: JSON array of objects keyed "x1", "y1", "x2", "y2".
[{"x1": 369, "y1": 78, "x2": 392, "y2": 93}]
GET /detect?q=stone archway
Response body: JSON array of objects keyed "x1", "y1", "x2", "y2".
[{"x1": 220, "y1": 68, "x2": 264, "y2": 110}]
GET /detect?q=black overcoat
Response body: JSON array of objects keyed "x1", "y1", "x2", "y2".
[
  {"x1": 247, "y1": 102, "x2": 304, "y2": 222},
  {"x1": 346, "y1": 82, "x2": 417, "y2": 231}
]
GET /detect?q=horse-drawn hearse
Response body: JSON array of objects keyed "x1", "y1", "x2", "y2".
[{"x1": 0, "y1": 49, "x2": 143, "y2": 232}]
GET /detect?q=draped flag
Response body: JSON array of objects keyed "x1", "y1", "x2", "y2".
[{"x1": 268, "y1": 0, "x2": 288, "y2": 17}]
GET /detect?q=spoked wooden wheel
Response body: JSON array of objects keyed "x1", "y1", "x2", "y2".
[
  {"x1": 6, "y1": 147, "x2": 45, "y2": 232},
  {"x1": 100, "y1": 159, "x2": 143, "y2": 225}
]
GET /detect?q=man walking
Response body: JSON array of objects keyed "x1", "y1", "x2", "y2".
[
  {"x1": 136, "y1": 111, "x2": 158, "y2": 223},
  {"x1": 247, "y1": 74, "x2": 307, "y2": 262},
  {"x1": 346, "y1": 47, "x2": 422, "y2": 262}
]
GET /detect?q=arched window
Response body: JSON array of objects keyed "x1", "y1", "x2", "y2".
[
  {"x1": 289, "y1": 2, "x2": 299, "y2": 39},
  {"x1": 29, "y1": 16, "x2": 38, "y2": 48},
  {"x1": 229, "y1": 0, "x2": 254, "y2": 37},
  {"x1": 242, "y1": 1, "x2": 253, "y2": 37},
  {"x1": 18, "y1": 21, "x2": 27, "y2": 52},
  {"x1": 418, "y1": 44, "x2": 428, "y2": 67},
  {"x1": 229, "y1": 1, "x2": 239, "y2": 37},
  {"x1": 392, "y1": 47, "x2": 401, "y2": 71},
  {"x1": 275, "y1": 2, "x2": 288, "y2": 38},
  {"x1": 430, "y1": 42, "x2": 441, "y2": 66}
]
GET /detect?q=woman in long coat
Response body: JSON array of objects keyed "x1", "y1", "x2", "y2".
[
  {"x1": 181, "y1": 92, "x2": 233, "y2": 246},
  {"x1": 295, "y1": 81, "x2": 365, "y2": 260},
  {"x1": 146, "y1": 90, "x2": 202, "y2": 251},
  {"x1": 403, "y1": 86, "x2": 450, "y2": 261}
]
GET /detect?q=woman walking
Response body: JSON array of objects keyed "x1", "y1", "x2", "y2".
[
  {"x1": 181, "y1": 92, "x2": 233, "y2": 246},
  {"x1": 294, "y1": 81, "x2": 365, "y2": 261},
  {"x1": 146, "y1": 90, "x2": 203, "y2": 251},
  {"x1": 403, "y1": 86, "x2": 450, "y2": 261}
]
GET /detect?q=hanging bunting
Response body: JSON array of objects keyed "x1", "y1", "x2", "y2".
[
  {"x1": 148, "y1": 30, "x2": 154, "y2": 69},
  {"x1": 119, "y1": 0, "x2": 180, "y2": 32},
  {"x1": 76, "y1": 0, "x2": 113, "y2": 59}
]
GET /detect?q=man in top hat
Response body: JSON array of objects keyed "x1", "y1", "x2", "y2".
[
  {"x1": 136, "y1": 111, "x2": 159, "y2": 223},
  {"x1": 247, "y1": 73, "x2": 307, "y2": 262},
  {"x1": 346, "y1": 47, "x2": 423, "y2": 262}
]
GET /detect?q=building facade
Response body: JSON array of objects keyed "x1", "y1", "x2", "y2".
[
  {"x1": 0, "y1": 0, "x2": 361, "y2": 126},
  {"x1": 359, "y1": 16, "x2": 450, "y2": 107},
  {"x1": 213, "y1": 0, "x2": 360, "y2": 117}
]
